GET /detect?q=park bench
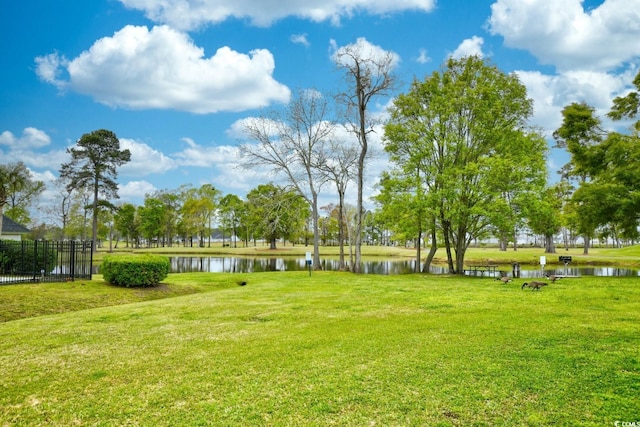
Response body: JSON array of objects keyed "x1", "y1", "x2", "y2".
[{"x1": 463, "y1": 265, "x2": 498, "y2": 278}]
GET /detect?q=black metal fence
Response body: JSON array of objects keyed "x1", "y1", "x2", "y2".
[{"x1": 0, "y1": 240, "x2": 93, "y2": 284}]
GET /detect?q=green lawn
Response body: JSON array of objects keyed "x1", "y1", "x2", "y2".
[{"x1": 1, "y1": 272, "x2": 639, "y2": 426}]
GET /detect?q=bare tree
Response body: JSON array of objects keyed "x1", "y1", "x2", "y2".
[
  {"x1": 44, "y1": 177, "x2": 74, "y2": 238},
  {"x1": 239, "y1": 89, "x2": 334, "y2": 269},
  {"x1": 332, "y1": 38, "x2": 397, "y2": 273},
  {"x1": 319, "y1": 136, "x2": 358, "y2": 270}
]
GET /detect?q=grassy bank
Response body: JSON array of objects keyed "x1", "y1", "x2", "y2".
[{"x1": 1, "y1": 272, "x2": 639, "y2": 425}]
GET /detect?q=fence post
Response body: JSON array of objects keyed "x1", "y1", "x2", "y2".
[
  {"x1": 70, "y1": 240, "x2": 76, "y2": 281},
  {"x1": 32, "y1": 240, "x2": 38, "y2": 282}
]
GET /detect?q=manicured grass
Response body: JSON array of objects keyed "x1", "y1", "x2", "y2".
[{"x1": 1, "y1": 272, "x2": 639, "y2": 425}]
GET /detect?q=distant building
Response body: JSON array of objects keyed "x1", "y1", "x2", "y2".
[{"x1": 1, "y1": 215, "x2": 30, "y2": 241}]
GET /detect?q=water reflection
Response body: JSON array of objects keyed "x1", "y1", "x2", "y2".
[{"x1": 169, "y1": 256, "x2": 639, "y2": 277}]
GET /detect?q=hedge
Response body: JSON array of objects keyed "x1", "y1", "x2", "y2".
[
  {"x1": 0, "y1": 240, "x2": 58, "y2": 275},
  {"x1": 101, "y1": 254, "x2": 170, "y2": 287}
]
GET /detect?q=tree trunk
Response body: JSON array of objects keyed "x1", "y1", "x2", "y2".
[
  {"x1": 454, "y1": 225, "x2": 467, "y2": 275},
  {"x1": 422, "y1": 218, "x2": 438, "y2": 273},
  {"x1": 337, "y1": 191, "x2": 346, "y2": 270},
  {"x1": 311, "y1": 191, "x2": 322, "y2": 270},
  {"x1": 441, "y1": 215, "x2": 455, "y2": 274},
  {"x1": 544, "y1": 234, "x2": 556, "y2": 253},
  {"x1": 92, "y1": 179, "x2": 99, "y2": 254},
  {"x1": 583, "y1": 234, "x2": 590, "y2": 255}
]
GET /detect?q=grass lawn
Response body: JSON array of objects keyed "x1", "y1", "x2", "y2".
[{"x1": 1, "y1": 272, "x2": 639, "y2": 425}]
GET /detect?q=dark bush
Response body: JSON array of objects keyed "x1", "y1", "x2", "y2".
[
  {"x1": 101, "y1": 254, "x2": 170, "y2": 287},
  {"x1": 0, "y1": 240, "x2": 58, "y2": 275}
]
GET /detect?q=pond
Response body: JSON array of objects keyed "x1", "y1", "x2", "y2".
[{"x1": 168, "y1": 256, "x2": 640, "y2": 277}]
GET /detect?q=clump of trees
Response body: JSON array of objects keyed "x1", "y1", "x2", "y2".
[
  {"x1": 382, "y1": 56, "x2": 547, "y2": 273},
  {"x1": 0, "y1": 162, "x2": 44, "y2": 237},
  {"x1": 3, "y1": 63, "x2": 639, "y2": 275},
  {"x1": 59, "y1": 129, "x2": 131, "y2": 253},
  {"x1": 554, "y1": 70, "x2": 640, "y2": 252}
]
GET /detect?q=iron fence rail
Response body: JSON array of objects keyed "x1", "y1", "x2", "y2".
[{"x1": 0, "y1": 240, "x2": 93, "y2": 284}]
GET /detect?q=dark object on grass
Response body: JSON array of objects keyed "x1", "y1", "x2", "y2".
[
  {"x1": 522, "y1": 281, "x2": 548, "y2": 291},
  {"x1": 545, "y1": 273, "x2": 562, "y2": 283},
  {"x1": 238, "y1": 281, "x2": 247, "y2": 286}
]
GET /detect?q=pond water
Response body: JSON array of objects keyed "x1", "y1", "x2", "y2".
[{"x1": 168, "y1": 256, "x2": 640, "y2": 277}]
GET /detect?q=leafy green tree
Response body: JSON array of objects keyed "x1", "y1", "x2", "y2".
[
  {"x1": 608, "y1": 70, "x2": 640, "y2": 132},
  {"x1": 524, "y1": 185, "x2": 564, "y2": 253},
  {"x1": 219, "y1": 194, "x2": 244, "y2": 247},
  {"x1": 59, "y1": 129, "x2": 131, "y2": 252},
  {"x1": 0, "y1": 162, "x2": 41, "y2": 236},
  {"x1": 555, "y1": 90, "x2": 640, "y2": 250},
  {"x1": 138, "y1": 197, "x2": 166, "y2": 247},
  {"x1": 114, "y1": 203, "x2": 138, "y2": 247},
  {"x1": 374, "y1": 170, "x2": 434, "y2": 272},
  {"x1": 246, "y1": 183, "x2": 309, "y2": 249},
  {"x1": 179, "y1": 184, "x2": 220, "y2": 247},
  {"x1": 148, "y1": 188, "x2": 185, "y2": 247},
  {"x1": 384, "y1": 56, "x2": 543, "y2": 274},
  {"x1": 484, "y1": 131, "x2": 548, "y2": 251}
]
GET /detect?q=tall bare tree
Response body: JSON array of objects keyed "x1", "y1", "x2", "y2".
[
  {"x1": 332, "y1": 38, "x2": 397, "y2": 273},
  {"x1": 240, "y1": 89, "x2": 334, "y2": 269},
  {"x1": 319, "y1": 136, "x2": 358, "y2": 270}
]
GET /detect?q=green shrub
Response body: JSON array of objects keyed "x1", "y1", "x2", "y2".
[
  {"x1": 0, "y1": 240, "x2": 58, "y2": 275},
  {"x1": 101, "y1": 254, "x2": 170, "y2": 287}
]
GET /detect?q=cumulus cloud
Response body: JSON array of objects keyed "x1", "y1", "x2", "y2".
[
  {"x1": 174, "y1": 138, "x2": 242, "y2": 168},
  {"x1": 516, "y1": 69, "x2": 632, "y2": 136},
  {"x1": 119, "y1": 138, "x2": 178, "y2": 176},
  {"x1": 118, "y1": 180, "x2": 158, "y2": 200},
  {"x1": 0, "y1": 127, "x2": 52, "y2": 149},
  {"x1": 35, "y1": 25, "x2": 291, "y2": 114},
  {"x1": 449, "y1": 36, "x2": 484, "y2": 59},
  {"x1": 331, "y1": 37, "x2": 400, "y2": 73},
  {"x1": 487, "y1": 0, "x2": 640, "y2": 72},
  {"x1": 118, "y1": 0, "x2": 436, "y2": 30}
]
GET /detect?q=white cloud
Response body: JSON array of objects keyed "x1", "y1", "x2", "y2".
[
  {"x1": 118, "y1": 180, "x2": 158, "y2": 201},
  {"x1": 119, "y1": 138, "x2": 178, "y2": 176},
  {"x1": 0, "y1": 127, "x2": 52, "y2": 149},
  {"x1": 174, "y1": 139, "x2": 241, "y2": 168},
  {"x1": 226, "y1": 117, "x2": 282, "y2": 140},
  {"x1": 487, "y1": 0, "x2": 640, "y2": 72},
  {"x1": 35, "y1": 25, "x2": 291, "y2": 114},
  {"x1": 290, "y1": 33, "x2": 310, "y2": 47},
  {"x1": 416, "y1": 48, "x2": 431, "y2": 64},
  {"x1": 331, "y1": 37, "x2": 401, "y2": 72},
  {"x1": 449, "y1": 36, "x2": 484, "y2": 59},
  {"x1": 34, "y1": 53, "x2": 68, "y2": 89},
  {"x1": 516, "y1": 69, "x2": 632, "y2": 136},
  {"x1": 0, "y1": 128, "x2": 67, "y2": 170},
  {"x1": 118, "y1": 0, "x2": 436, "y2": 30}
]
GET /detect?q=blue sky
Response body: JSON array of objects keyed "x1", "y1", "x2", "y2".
[{"x1": 1, "y1": 0, "x2": 639, "y2": 224}]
